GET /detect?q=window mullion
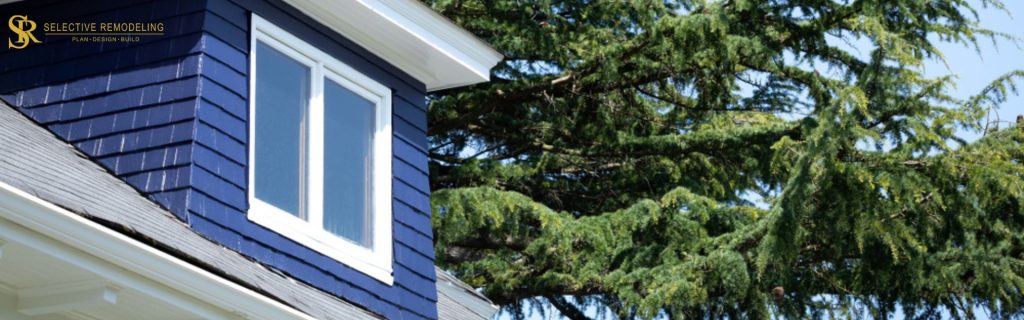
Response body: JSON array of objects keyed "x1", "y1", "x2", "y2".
[{"x1": 307, "y1": 62, "x2": 326, "y2": 228}]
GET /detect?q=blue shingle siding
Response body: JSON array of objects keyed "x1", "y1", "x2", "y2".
[
  {"x1": 0, "y1": 0, "x2": 205, "y2": 216},
  {"x1": 196, "y1": 0, "x2": 439, "y2": 317},
  {"x1": 1, "y1": 0, "x2": 438, "y2": 318}
]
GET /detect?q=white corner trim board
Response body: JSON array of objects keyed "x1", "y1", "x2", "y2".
[
  {"x1": 0, "y1": 181, "x2": 317, "y2": 320},
  {"x1": 281, "y1": 0, "x2": 504, "y2": 91}
]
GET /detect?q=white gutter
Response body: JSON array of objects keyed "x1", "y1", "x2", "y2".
[{"x1": 0, "y1": 181, "x2": 318, "y2": 320}]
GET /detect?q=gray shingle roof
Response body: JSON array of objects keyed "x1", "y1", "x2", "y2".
[
  {"x1": 437, "y1": 269, "x2": 499, "y2": 319},
  {"x1": 0, "y1": 101, "x2": 379, "y2": 319},
  {"x1": 0, "y1": 100, "x2": 498, "y2": 320}
]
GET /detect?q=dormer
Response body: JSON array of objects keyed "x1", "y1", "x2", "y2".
[{"x1": 0, "y1": 0, "x2": 501, "y2": 319}]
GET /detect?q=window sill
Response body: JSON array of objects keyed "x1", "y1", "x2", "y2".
[{"x1": 248, "y1": 202, "x2": 394, "y2": 285}]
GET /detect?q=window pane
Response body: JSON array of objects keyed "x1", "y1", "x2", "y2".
[
  {"x1": 254, "y1": 42, "x2": 309, "y2": 218},
  {"x1": 323, "y1": 79, "x2": 375, "y2": 247}
]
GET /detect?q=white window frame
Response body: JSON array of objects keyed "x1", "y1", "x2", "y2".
[{"x1": 247, "y1": 14, "x2": 393, "y2": 285}]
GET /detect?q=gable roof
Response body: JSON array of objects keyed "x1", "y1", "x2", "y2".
[{"x1": 0, "y1": 100, "x2": 495, "y2": 319}]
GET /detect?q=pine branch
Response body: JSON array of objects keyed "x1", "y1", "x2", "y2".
[
  {"x1": 546, "y1": 296, "x2": 591, "y2": 320},
  {"x1": 426, "y1": 0, "x2": 1024, "y2": 317}
]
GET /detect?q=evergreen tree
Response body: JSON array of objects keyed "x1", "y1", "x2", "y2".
[{"x1": 424, "y1": 0, "x2": 1024, "y2": 318}]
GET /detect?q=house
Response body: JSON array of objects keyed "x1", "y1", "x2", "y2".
[{"x1": 0, "y1": 0, "x2": 502, "y2": 319}]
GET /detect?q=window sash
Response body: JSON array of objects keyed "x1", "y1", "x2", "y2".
[
  {"x1": 251, "y1": 40, "x2": 314, "y2": 221},
  {"x1": 323, "y1": 75, "x2": 376, "y2": 247}
]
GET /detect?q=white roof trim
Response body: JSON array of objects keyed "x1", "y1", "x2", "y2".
[
  {"x1": 0, "y1": 181, "x2": 319, "y2": 320},
  {"x1": 282, "y1": 0, "x2": 503, "y2": 91}
]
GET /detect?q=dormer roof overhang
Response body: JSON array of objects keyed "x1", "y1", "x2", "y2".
[{"x1": 282, "y1": 0, "x2": 503, "y2": 91}]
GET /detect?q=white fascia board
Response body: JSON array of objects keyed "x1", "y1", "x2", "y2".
[
  {"x1": 282, "y1": 0, "x2": 504, "y2": 91},
  {"x1": 16, "y1": 279, "x2": 121, "y2": 316},
  {"x1": 0, "y1": 181, "x2": 318, "y2": 320}
]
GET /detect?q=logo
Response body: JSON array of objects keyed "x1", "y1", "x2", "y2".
[
  {"x1": 8, "y1": 15, "x2": 41, "y2": 49},
  {"x1": 7, "y1": 15, "x2": 165, "y2": 47}
]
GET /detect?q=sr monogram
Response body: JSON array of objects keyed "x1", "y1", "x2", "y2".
[{"x1": 8, "y1": 15, "x2": 41, "y2": 49}]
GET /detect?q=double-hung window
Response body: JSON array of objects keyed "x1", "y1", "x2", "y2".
[{"x1": 248, "y1": 15, "x2": 393, "y2": 284}]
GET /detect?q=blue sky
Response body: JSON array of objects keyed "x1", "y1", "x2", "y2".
[
  {"x1": 926, "y1": 0, "x2": 1024, "y2": 142},
  {"x1": 495, "y1": 2, "x2": 1024, "y2": 319}
]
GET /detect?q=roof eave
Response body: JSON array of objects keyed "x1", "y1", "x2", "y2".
[
  {"x1": 282, "y1": 0, "x2": 503, "y2": 91},
  {"x1": 0, "y1": 182, "x2": 324, "y2": 320}
]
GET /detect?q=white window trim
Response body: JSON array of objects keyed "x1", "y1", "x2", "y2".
[{"x1": 248, "y1": 14, "x2": 394, "y2": 285}]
